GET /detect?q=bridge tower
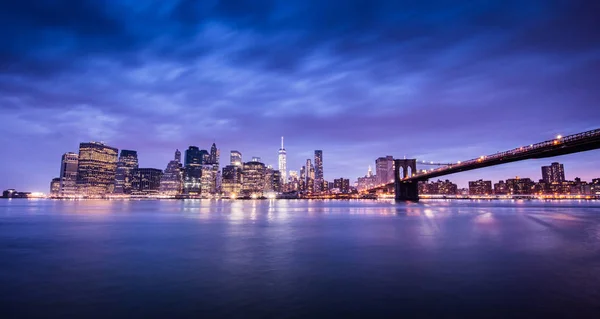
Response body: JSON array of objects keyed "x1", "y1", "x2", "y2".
[{"x1": 394, "y1": 159, "x2": 419, "y2": 201}]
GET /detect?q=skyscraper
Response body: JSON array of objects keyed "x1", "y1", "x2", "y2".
[
  {"x1": 184, "y1": 146, "x2": 202, "y2": 195},
  {"x1": 222, "y1": 165, "x2": 242, "y2": 197},
  {"x1": 200, "y1": 164, "x2": 217, "y2": 197},
  {"x1": 314, "y1": 150, "x2": 323, "y2": 193},
  {"x1": 76, "y1": 142, "x2": 119, "y2": 197},
  {"x1": 306, "y1": 159, "x2": 314, "y2": 193},
  {"x1": 209, "y1": 143, "x2": 219, "y2": 165},
  {"x1": 230, "y1": 150, "x2": 242, "y2": 167},
  {"x1": 278, "y1": 137, "x2": 287, "y2": 185},
  {"x1": 376, "y1": 156, "x2": 395, "y2": 185},
  {"x1": 542, "y1": 162, "x2": 565, "y2": 183},
  {"x1": 59, "y1": 152, "x2": 79, "y2": 197},
  {"x1": 114, "y1": 149, "x2": 138, "y2": 194},
  {"x1": 160, "y1": 149, "x2": 184, "y2": 196}
]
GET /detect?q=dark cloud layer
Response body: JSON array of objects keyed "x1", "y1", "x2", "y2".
[{"x1": 1, "y1": 0, "x2": 599, "y2": 191}]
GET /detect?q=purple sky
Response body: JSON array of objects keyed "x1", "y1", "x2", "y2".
[{"x1": 1, "y1": 0, "x2": 599, "y2": 192}]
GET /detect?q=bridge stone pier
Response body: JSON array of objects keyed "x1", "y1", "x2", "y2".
[{"x1": 394, "y1": 159, "x2": 419, "y2": 201}]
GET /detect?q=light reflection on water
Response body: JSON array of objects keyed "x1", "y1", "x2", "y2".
[{"x1": 1, "y1": 199, "x2": 600, "y2": 318}]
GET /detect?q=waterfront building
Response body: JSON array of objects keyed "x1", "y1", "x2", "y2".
[
  {"x1": 76, "y1": 142, "x2": 119, "y2": 197},
  {"x1": 50, "y1": 178, "x2": 60, "y2": 196},
  {"x1": 591, "y1": 178, "x2": 600, "y2": 195},
  {"x1": 419, "y1": 179, "x2": 458, "y2": 195},
  {"x1": 264, "y1": 168, "x2": 282, "y2": 193},
  {"x1": 505, "y1": 177, "x2": 535, "y2": 195},
  {"x1": 306, "y1": 159, "x2": 314, "y2": 193},
  {"x1": 200, "y1": 164, "x2": 218, "y2": 196},
  {"x1": 184, "y1": 146, "x2": 203, "y2": 195},
  {"x1": 159, "y1": 149, "x2": 183, "y2": 196},
  {"x1": 114, "y1": 150, "x2": 138, "y2": 194},
  {"x1": 375, "y1": 156, "x2": 395, "y2": 185},
  {"x1": 541, "y1": 162, "x2": 565, "y2": 184},
  {"x1": 58, "y1": 152, "x2": 79, "y2": 196},
  {"x1": 131, "y1": 168, "x2": 163, "y2": 195},
  {"x1": 242, "y1": 161, "x2": 266, "y2": 196},
  {"x1": 314, "y1": 150, "x2": 323, "y2": 193},
  {"x1": 230, "y1": 150, "x2": 242, "y2": 167},
  {"x1": 299, "y1": 166, "x2": 306, "y2": 191},
  {"x1": 494, "y1": 180, "x2": 509, "y2": 195},
  {"x1": 468, "y1": 179, "x2": 493, "y2": 195},
  {"x1": 357, "y1": 166, "x2": 377, "y2": 191},
  {"x1": 209, "y1": 143, "x2": 219, "y2": 165},
  {"x1": 333, "y1": 178, "x2": 350, "y2": 194},
  {"x1": 278, "y1": 137, "x2": 287, "y2": 185},
  {"x1": 221, "y1": 165, "x2": 242, "y2": 197}
]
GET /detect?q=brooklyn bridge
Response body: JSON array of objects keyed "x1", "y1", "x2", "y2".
[{"x1": 368, "y1": 128, "x2": 600, "y2": 201}]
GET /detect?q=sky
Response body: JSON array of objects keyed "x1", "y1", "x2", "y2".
[{"x1": 1, "y1": 0, "x2": 599, "y2": 192}]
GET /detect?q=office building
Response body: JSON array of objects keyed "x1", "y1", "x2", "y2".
[
  {"x1": 221, "y1": 165, "x2": 242, "y2": 197},
  {"x1": 468, "y1": 179, "x2": 493, "y2": 195},
  {"x1": 76, "y1": 142, "x2": 119, "y2": 197},
  {"x1": 50, "y1": 178, "x2": 61, "y2": 196},
  {"x1": 376, "y1": 156, "x2": 395, "y2": 185},
  {"x1": 160, "y1": 149, "x2": 184, "y2": 196},
  {"x1": 114, "y1": 149, "x2": 138, "y2": 194},
  {"x1": 131, "y1": 168, "x2": 163, "y2": 195},
  {"x1": 506, "y1": 177, "x2": 535, "y2": 195},
  {"x1": 494, "y1": 180, "x2": 509, "y2": 195},
  {"x1": 333, "y1": 178, "x2": 350, "y2": 194},
  {"x1": 314, "y1": 150, "x2": 323, "y2": 193},
  {"x1": 357, "y1": 166, "x2": 377, "y2": 191},
  {"x1": 306, "y1": 159, "x2": 314, "y2": 193},
  {"x1": 200, "y1": 164, "x2": 218, "y2": 196},
  {"x1": 58, "y1": 152, "x2": 79, "y2": 196},
  {"x1": 209, "y1": 143, "x2": 219, "y2": 165},
  {"x1": 242, "y1": 161, "x2": 266, "y2": 196},
  {"x1": 419, "y1": 179, "x2": 458, "y2": 195},
  {"x1": 541, "y1": 162, "x2": 565, "y2": 184},
  {"x1": 230, "y1": 150, "x2": 242, "y2": 167},
  {"x1": 184, "y1": 146, "x2": 203, "y2": 195},
  {"x1": 278, "y1": 137, "x2": 287, "y2": 185}
]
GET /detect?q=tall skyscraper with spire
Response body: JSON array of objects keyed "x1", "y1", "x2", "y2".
[{"x1": 278, "y1": 136, "x2": 287, "y2": 185}]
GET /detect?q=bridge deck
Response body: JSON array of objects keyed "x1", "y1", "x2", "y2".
[{"x1": 375, "y1": 128, "x2": 600, "y2": 190}]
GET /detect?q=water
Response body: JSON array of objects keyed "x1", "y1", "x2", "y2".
[{"x1": 1, "y1": 199, "x2": 600, "y2": 318}]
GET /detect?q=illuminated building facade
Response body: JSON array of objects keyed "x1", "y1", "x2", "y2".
[
  {"x1": 376, "y1": 156, "x2": 395, "y2": 185},
  {"x1": 200, "y1": 164, "x2": 217, "y2": 196},
  {"x1": 184, "y1": 146, "x2": 203, "y2": 195},
  {"x1": 114, "y1": 149, "x2": 138, "y2": 194},
  {"x1": 314, "y1": 150, "x2": 323, "y2": 193},
  {"x1": 541, "y1": 162, "x2": 565, "y2": 184},
  {"x1": 131, "y1": 168, "x2": 163, "y2": 195},
  {"x1": 50, "y1": 178, "x2": 61, "y2": 196},
  {"x1": 160, "y1": 149, "x2": 183, "y2": 196},
  {"x1": 242, "y1": 161, "x2": 266, "y2": 196},
  {"x1": 230, "y1": 150, "x2": 242, "y2": 167},
  {"x1": 221, "y1": 165, "x2": 242, "y2": 197},
  {"x1": 333, "y1": 178, "x2": 350, "y2": 194},
  {"x1": 59, "y1": 152, "x2": 79, "y2": 196},
  {"x1": 306, "y1": 159, "x2": 314, "y2": 193},
  {"x1": 76, "y1": 142, "x2": 119, "y2": 196},
  {"x1": 468, "y1": 179, "x2": 493, "y2": 195},
  {"x1": 506, "y1": 177, "x2": 535, "y2": 195},
  {"x1": 278, "y1": 137, "x2": 287, "y2": 185}
]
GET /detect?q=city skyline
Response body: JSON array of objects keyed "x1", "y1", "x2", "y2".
[{"x1": 1, "y1": 1, "x2": 599, "y2": 192}]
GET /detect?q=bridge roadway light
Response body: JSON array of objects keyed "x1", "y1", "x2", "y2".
[{"x1": 556, "y1": 134, "x2": 562, "y2": 139}]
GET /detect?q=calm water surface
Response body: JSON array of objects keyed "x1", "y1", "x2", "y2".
[{"x1": 1, "y1": 199, "x2": 600, "y2": 318}]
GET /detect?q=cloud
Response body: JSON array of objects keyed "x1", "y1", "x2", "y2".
[{"x1": 0, "y1": 0, "x2": 598, "y2": 190}]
